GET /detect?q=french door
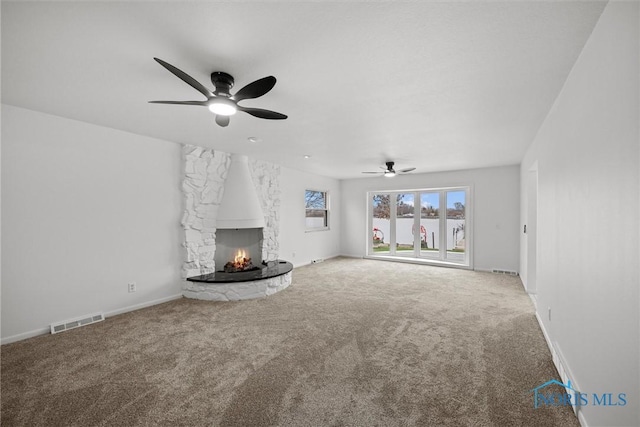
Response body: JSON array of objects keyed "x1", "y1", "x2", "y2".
[{"x1": 368, "y1": 187, "x2": 470, "y2": 267}]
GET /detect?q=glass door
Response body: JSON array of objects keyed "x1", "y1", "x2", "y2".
[
  {"x1": 445, "y1": 190, "x2": 466, "y2": 263},
  {"x1": 395, "y1": 193, "x2": 416, "y2": 257},
  {"x1": 419, "y1": 192, "x2": 440, "y2": 259},
  {"x1": 368, "y1": 187, "x2": 470, "y2": 267},
  {"x1": 371, "y1": 194, "x2": 391, "y2": 255}
]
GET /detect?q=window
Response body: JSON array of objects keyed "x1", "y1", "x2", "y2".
[
  {"x1": 368, "y1": 186, "x2": 471, "y2": 267},
  {"x1": 305, "y1": 190, "x2": 329, "y2": 231}
]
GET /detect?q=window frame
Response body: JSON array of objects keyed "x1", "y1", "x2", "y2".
[
  {"x1": 305, "y1": 189, "x2": 330, "y2": 232},
  {"x1": 366, "y1": 186, "x2": 472, "y2": 269}
]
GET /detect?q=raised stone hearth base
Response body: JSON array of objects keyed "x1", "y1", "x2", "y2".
[{"x1": 183, "y1": 271, "x2": 292, "y2": 301}]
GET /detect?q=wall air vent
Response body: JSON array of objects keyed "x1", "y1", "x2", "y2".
[
  {"x1": 492, "y1": 269, "x2": 518, "y2": 276},
  {"x1": 50, "y1": 313, "x2": 104, "y2": 334}
]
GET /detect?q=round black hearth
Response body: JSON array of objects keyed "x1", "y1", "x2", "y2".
[{"x1": 187, "y1": 260, "x2": 293, "y2": 284}]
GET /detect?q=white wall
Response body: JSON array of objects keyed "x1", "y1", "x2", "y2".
[
  {"x1": 279, "y1": 167, "x2": 341, "y2": 267},
  {"x1": 340, "y1": 165, "x2": 520, "y2": 272},
  {"x1": 1, "y1": 105, "x2": 183, "y2": 343},
  {"x1": 520, "y1": 2, "x2": 639, "y2": 426}
]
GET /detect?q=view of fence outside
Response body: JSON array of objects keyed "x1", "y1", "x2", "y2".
[{"x1": 372, "y1": 218, "x2": 465, "y2": 252}]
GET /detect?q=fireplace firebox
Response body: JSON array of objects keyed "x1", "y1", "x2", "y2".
[{"x1": 214, "y1": 228, "x2": 263, "y2": 273}]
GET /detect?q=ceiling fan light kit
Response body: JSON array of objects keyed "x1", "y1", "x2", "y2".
[
  {"x1": 208, "y1": 98, "x2": 237, "y2": 116},
  {"x1": 150, "y1": 58, "x2": 287, "y2": 127}
]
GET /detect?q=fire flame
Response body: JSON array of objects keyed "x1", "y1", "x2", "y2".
[
  {"x1": 224, "y1": 249, "x2": 254, "y2": 273},
  {"x1": 231, "y1": 249, "x2": 252, "y2": 269},
  {"x1": 234, "y1": 249, "x2": 247, "y2": 266}
]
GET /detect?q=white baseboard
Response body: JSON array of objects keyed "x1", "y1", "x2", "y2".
[
  {"x1": 293, "y1": 254, "x2": 344, "y2": 268},
  {"x1": 534, "y1": 311, "x2": 554, "y2": 363},
  {"x1": 337, "y1": 253, "x2": 363, "y2": 259},
  {"x1": 1, "y1": 293, "x2": 183, "y2": 345},
  {"x1": 104, "y1": 293, "x2": 183, "y2": 318},
  {"x1": 533, "y1": 311, "x2": 587, "y2": 426},
  {"x1": 528, "y1": 293, "x2": 537, "y2": 310},
  {"x1": 1, "y1": 327, "x2": 51, "y2": 345}
]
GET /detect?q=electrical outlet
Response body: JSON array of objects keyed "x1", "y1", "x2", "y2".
[{"x1": 128, "y1": 282, "x2": 136, "y2": 293}]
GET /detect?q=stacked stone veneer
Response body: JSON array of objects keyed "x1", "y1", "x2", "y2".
[
  {"x1": 249, "y1": 158, "x2": 280, "y2": 262},
  {"x1": 181, "y1": 145, "x2": 281, "y2": 279},
  {"x1": 184, "y1": 272, "x2": 291, "y2": 301}
]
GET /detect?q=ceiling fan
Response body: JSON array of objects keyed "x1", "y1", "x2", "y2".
[
  {"x1": 149, "y1": 58, "x2": 287, "y2": 127},
  {"x1": 362, "y1": 161, "x2": 416, "y2": 178}
]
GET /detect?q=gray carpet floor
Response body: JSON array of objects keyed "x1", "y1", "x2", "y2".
[{"x1": 1, "y1": 257, "x2": 579, "y2": 426}]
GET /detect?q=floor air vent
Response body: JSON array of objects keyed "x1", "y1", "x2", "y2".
[
  {"x1": 50, "y1": 313, "x2": 104, "y2": 334},
  {"x1": 492, "y1": 269, "x2": 518, "y2": 276}
]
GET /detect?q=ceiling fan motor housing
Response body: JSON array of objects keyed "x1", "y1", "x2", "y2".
[{"x1": 211, "y1": 71, "x2": 234, "y2": 96}]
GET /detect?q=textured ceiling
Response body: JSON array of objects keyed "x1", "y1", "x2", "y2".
[{"x1": 2, "y1": 1, "x2": 606, "y2": 179}]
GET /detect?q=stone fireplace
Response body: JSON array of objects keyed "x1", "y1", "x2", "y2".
[{"x1": 180, "y1": 146, "x2": 291, "y2": 301}]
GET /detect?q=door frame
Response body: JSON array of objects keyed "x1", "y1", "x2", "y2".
[
  {"x1": 366, "y1": 186, "x2": 473, "y2": 269},
  {"x1": 526, "y1": 166, "x2": 538, "y2": 295}
]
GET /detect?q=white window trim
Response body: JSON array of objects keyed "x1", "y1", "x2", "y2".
[
  {"x1": 305, "y1": 189, "x2": 330, "y2": 232},
  {"x1": 365, "y1": 186, "x2": 473, "y2": 269}
]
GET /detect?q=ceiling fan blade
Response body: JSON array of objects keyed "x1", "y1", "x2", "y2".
[
  {"x1": 215, "y1": 115, "x2": 230, "y2": 127},
  {"x1": 237, "y1": 106, "x2": 287, "y2": 120},
  {"x1": 233, "y1": 76, "x2": 277, "y2": 102},
  {"x1": 149, "y1": 100, "x2": 208, "y2": 106},
  {"x1": 399, "y1": 167, "x2": 416, "y2": 173},
  {"x1": 362, "y1": 172, "x2": 383, "y2": 174},
  {"x1": 154, "y1": 58, "x2": 214, "y2": 99}
]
